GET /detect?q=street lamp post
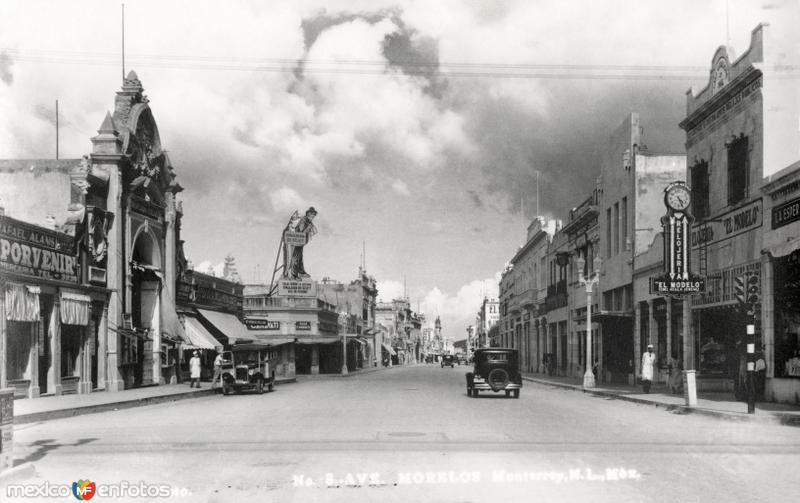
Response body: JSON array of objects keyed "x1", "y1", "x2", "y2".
[{"x1": 576, "y1": 254, "x2": 602, "y2": 389}]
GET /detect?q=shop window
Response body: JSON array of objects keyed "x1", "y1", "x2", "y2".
[
  {"x1": 775, "y1": 250, "x2": 800, "y2": 377},
  {"x1": 727, "y1": 135, "x2": 749, "y2": 206},
  {"x1": 691, "y1": 160, "x2": 710, "y2": 218}
]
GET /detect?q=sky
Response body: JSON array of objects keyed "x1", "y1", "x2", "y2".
[{"x1": 1, "y1": 0, "x2": 798, "y2": 338}]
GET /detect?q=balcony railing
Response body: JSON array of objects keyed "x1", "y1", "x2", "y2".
[{"x1": 545, "y1": 280, "x2": 568, "y2": 311}]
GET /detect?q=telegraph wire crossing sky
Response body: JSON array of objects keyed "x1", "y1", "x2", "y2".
[{"x1": 1, "y1": 0, "x2": 798, "y2": 334}]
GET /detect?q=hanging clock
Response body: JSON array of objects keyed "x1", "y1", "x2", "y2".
[{"x1": 665, "y1": 183, "x2": 692, "y2": 212}]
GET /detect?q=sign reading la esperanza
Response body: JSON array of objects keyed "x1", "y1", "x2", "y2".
[{"x1": 0, "y1": 216, "x2": 78, "y2": 283}]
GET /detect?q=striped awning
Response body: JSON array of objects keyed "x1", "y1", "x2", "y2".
[{"x1": 183, "y1": 316, "x2": 222, "y2": 350}]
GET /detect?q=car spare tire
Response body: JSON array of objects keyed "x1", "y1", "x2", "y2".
[{"x1": 487, "y1": 368, "x2": 510, "y2": 391}]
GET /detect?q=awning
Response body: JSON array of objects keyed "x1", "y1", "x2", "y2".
[
  {"x1": 5, "y1": 283, "x2": 40, "y2": 322},
  {"x1": 183, "y1": 316, "x2": 222, "y2": 350},
  {"x1": 197, "y1": 308, "x2": 251, "y2": 343},
  {"x1": 294, "y1": 336, "x2": 341, "y2": 345},
  {"x1": 351, "y1": 338, "x2": 366, "y2": 345},
  {"x1": 381, "y1": 343, "x2": 396, "y2": 355},
  {"x1": 60, "y1": 289, "x2": 90, "y2": 326},
  {"x1": 762, "y1": 241, "x2": 800, "y2": 259}
]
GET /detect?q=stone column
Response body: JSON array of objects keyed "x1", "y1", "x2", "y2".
[
  {"x1": 0, "y1": 285, "x2": 6, "y2": 389},
  {"x1": 311, "y1": 344, "x2": 319, "y2": 375},
  {"x1": 634, "y1": 302, "x2": 641, "y2": 377},
  {"x1": 647, "y1": 299, "x2": 656, "y2": 350},
  {"x1": 761, "y1": 254, "x2": 774, "y2": 381},
  {"x1": 97, "y1": 303, "x2": 107, "y2": 389},
  {"x1": 29, "y1": 321, "x2": 40, "y2": 398},
  {"x1": 105, "y1": 166, "x2": 125, "y2": 391},
  {"x1": 683, "y1": 298, "x2": 694, "y2": 371},
  {"x1": 151, "y1": 293, "x2": 162, "y2": 385},
  {"x1": 79, "y1": 311, "x2": 94, "y2": 394},
  {"x1": 47, "y1": 299, "x2": 62, "y2": 396}
]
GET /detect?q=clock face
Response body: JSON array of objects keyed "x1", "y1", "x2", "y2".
[{"x1": 666, "y1": 185, "x2": 691, "y2": 211}]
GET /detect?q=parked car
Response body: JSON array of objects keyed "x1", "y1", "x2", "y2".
[
  {"x1": 466, "y1": 348, "x2": 522, "y2": 398},
  {"x1": 456, "y1": 354, "x2": 467, "y2": 366},
  {"x1": 441, "y1": 354, "x2": 455, "y2": 368},
  {"x1": 220, "y1": 342, "x2": 275, "y2": 395}
]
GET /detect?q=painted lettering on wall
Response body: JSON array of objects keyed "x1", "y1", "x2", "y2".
[
  {"x1": 0, "y1": 216, "x2": 78, "y2": 283},
  {"x1": 691, "y1": 199, "x2": 762, "y2": 248}
]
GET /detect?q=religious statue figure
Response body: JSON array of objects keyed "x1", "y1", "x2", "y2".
[{"x1": 286, "y1": 207, "x2": 318, "y2": 279}]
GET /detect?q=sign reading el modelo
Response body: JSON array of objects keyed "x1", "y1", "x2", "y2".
[
  {"x1": 0, "y1": 216, "x2": 78, "y2": 283},
  {"x1": 691, "y1": 199, "x2": 762, "y2": 247}
]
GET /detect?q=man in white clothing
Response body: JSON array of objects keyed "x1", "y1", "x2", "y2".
[{"x1": 641, "y1": 344, "x2": 656, "y2": 394}]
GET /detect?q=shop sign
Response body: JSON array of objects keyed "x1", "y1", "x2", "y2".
[
  {"x1": 295, "y1": 321, "x2": 312, "y2": 331},
  {"x1": 245, "y1": 319, "x2": 280, "y2": 330},
  {"x1": 691, "y1": 199, "x2": 762, "y2": 248},
  {"x1": 650, "y1": 277, "x2": 706, "y2": 295},
  {"x1": 0, "y1": 216, "x2": 78, "y2": 283},
  {"x1": 772, "y1": 197, "x2": 800, "y2": 229},
  {"x1": 277, "y1": 279, "x2": 317, "y2": 297}
]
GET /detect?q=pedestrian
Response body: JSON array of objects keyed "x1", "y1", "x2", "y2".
[
  {"x1": 189, "y1": 351, "x2": 201, "y2": 388},
  {"x1": 211, "y1": 350, "x2": 224, "y2": 389},
  {"x1": 755, "y1": 351, "x2": 767, "y2": 401},
  {"x1": 640, "y1": 344, "x2": 656, "y2": 394},
  {"x1": 667, "y1": 352, "x2": 682, "y2": 394}
]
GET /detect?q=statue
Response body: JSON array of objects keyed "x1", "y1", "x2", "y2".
[{"x1": 285, "y1": 207, "x2": 318, "y2": 279}]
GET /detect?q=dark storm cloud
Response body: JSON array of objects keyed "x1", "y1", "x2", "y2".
[
  {"x1": 0, "y1": 52, "x2": 12, "y2": 85},
  {"x1": 467, "y1": 190, "x2": 484, "y2": 208},
  {"x1": 298, "y1": 9, "x2": 444, "y2": 96},
  {"x1": 459, "y1": 78, "x2": 688, "y2": 220}
]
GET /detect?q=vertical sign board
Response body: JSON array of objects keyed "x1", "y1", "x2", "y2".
[{"x1": 650, "y1": 182, "x2": 706, "y2": 296}]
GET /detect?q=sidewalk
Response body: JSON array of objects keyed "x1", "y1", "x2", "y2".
[
  {"x1": 522, "y1": 372, "x2": 800, "y2": 426},
  {"x1": 295, "y1": 363, "x2": 400, "y2": 380},
  {"x1": 12, "y1": 376, "x2": 297, "y2": 425}
]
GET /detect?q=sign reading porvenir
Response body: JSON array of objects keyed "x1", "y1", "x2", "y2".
[
  {"x1": 772, "y1": 197, "x2": 800, "y2": 229},
  {"x1": 691, "y1": 199, "x2": 762, "y2": 248},
  {"x1": 277, "y1": 279, "x2": 317, "y2": 297},
  {"x1": 0, "y1": 215, "x2": 78, "y2": 283}
]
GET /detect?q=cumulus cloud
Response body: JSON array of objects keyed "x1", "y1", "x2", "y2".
[{"x1": 418, "y1": 275, "x2": 500, "y2": 334}]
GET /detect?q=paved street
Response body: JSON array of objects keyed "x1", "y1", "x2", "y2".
[{"x1": 6, "y1": 365, "x2": 800, "y2": 502}]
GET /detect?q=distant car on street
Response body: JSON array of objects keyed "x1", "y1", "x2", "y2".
[
  {"x1": 466, "y1": 348, "x2": 522, "y2": 398},
  {"x1": 220, "y1": 342, "x2": 275, "y2": 395},
  {"x1": 441, "y1": 354, "x2": 455, "y2": 368},
  {"x1": 456, "y1": 354, "x2": 467, "y2": 366}
]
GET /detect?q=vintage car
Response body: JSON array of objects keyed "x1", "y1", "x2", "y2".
[
  {"x1": 456, "y1": 354, "x2": 468, "y2": 366},
  {"x1": 220, "y1": 342, "x2": 275, "y2": 395},
  {"x1": 465, "y1": 348, "x2": 522, "y2": 398},
  {"x1": 441, "y1": 354, "x2": 455, "y2": 368}
]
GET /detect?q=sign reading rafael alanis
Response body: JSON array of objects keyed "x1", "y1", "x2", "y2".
[{"x1": 0, "y1": 215, "x2": 78, "y2": 283}]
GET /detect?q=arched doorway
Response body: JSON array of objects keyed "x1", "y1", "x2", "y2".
[{"x1": 129, "y1": 228, "x2": 161, "y2": 387}]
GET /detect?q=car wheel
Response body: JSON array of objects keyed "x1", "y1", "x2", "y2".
[
  {"x1": 487, "y1": 368, "x2": 510, "y2": 392},
  {"x1": 257, "y1": 378, "x2": 264, "y2": 394},
  {"x1": 472, "y1": 389, "x2": 479, "y2": 397},
  {"x1": 268, "y1": 382, "x2": 274, "y2": 392},
  {"x1": 505, "y1": 390, "x2": 511, "y2": 397},
  {"x1": 222, "y1": 383, "x2": 231, "y2": 396},
  {"x1": 513, "y1": 389, "x2": 520, "y2": 399}
]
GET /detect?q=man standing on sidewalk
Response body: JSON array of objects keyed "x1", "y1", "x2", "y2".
[
  {"x1": 641, "y1": 344, "x2": 656, "y2": 394},
  {"x1": 189, "y1": 351, "x2": 201, "y2": 388},
  {"x1": 211, "y1": 351, "x2": 223, "y2": 390}
]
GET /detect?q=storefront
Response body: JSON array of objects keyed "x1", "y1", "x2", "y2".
[
  {"x1": 1, "y1": 215, "x2": 107, "y2": 398},
  {"x1": 761, "y1": 163, "x2": 800, "y2": 403}
]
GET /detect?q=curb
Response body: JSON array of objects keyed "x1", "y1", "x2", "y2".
[
  {"x1": 0, "y1": 462, "x2": 35, "y2": 485},
  {"x1": 522, "y1": 376, "x2": 800, "y2": 427},
  {"x1": 14, "y1": 377, "x2": 299, "y2": 425},
  {"x1": 14, "y1": 389, "x2": 216, "y2": 425}
]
